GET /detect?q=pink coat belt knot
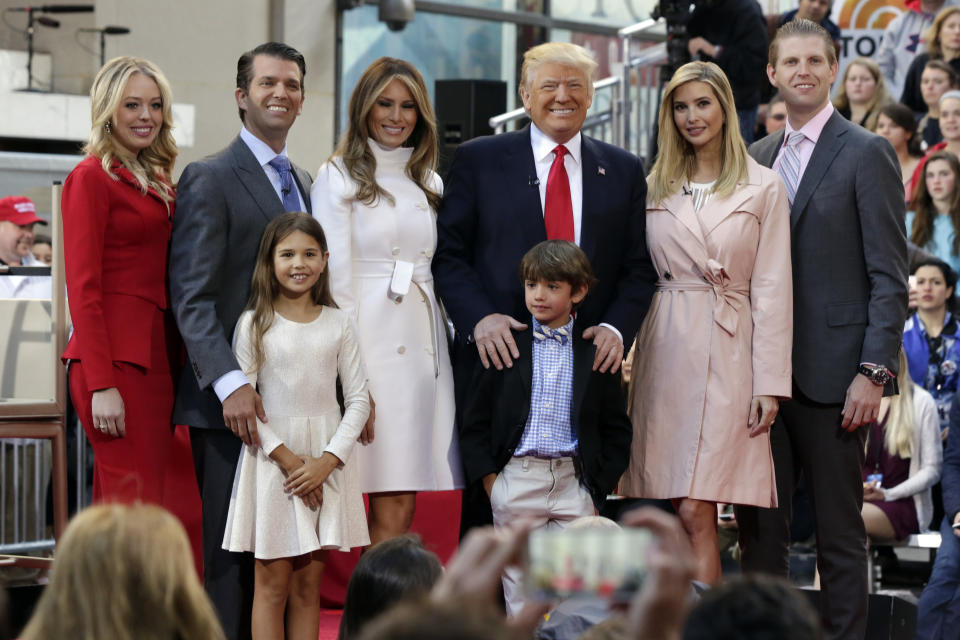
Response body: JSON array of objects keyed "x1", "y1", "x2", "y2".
[{"x1": 656, "y1": 259, "x2": 749, "y2": 336}]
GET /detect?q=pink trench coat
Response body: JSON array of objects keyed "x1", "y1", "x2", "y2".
[{"x1": 619, "y1": 158, "x2": 793, "y2": 508}]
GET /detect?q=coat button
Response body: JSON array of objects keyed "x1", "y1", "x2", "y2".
[
  {"x1": 423, "y1": 249, "x2": 434, "y2": 258},
  {"x1": 391, "y1": 247, "x2": 400, "y2": 256},
  {"x1": 397, "y1": 345, "x2": 406, "y2": 354}
]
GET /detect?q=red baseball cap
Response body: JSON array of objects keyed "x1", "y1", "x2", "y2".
[{"x1": 0, "y1": 196, "x2": 46, "y2": 226}]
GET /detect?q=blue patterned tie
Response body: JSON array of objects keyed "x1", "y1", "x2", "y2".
[
  {"x1": 268, "y1": 155, "x2": 301, "y2": 212},
  {"x1": 533, "y1": 326, "x2": 569, "y2": 345},
  {"x1": 777, "y1": 131, "x2": 805, "y2": 206}
]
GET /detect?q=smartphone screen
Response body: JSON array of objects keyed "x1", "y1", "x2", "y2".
[{"x1": 526, "y1": 527, "x2": 653, "y2": 603}]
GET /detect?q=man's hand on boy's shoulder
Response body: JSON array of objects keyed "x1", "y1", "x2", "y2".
[
  {"x1": 473, "y1": 313, "x2": 529, "y2": 370},
  {"x1": 583, "y1": 325, "x2": 623, "y2": 374}
]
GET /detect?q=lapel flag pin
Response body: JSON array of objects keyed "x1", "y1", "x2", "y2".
[{"x1": 598, "y1": 166, "x2": 606, "y2": 176}]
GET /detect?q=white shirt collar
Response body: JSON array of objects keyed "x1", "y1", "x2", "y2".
[
  {"x1": 530, "y1": 123, "x2": 582, "y2": 166},
  {"x1": 240, "y1": 126, "x2": 289, "y2": 167}
]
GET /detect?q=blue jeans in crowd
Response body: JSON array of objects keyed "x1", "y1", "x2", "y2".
[{"x1": 917, "y1": 517, "x2": 960, "y2": 639}]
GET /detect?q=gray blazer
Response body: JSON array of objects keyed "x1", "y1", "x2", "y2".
[
  {"x1": 169, "y1": 135, "x2": 312, "y2": 429},
  {"x1": 749, "y1": 110, "x2": 908, "y2": 404}
]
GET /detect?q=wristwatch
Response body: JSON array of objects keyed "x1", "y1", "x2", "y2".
[{"x1": 858, "y1": 364, "x2": 893, "y2": 386}]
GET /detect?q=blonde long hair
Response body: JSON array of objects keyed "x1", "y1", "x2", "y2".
[
  {"x1": 85, "y1": 56, "x2": 177, "y2": 202},
  {"x1": 871, "y1": 350, "x2": 915, "y2": 459},
  {"x1": 245, "y1": 213, "x2": 337, "y2": 373},
  {"x1": 20, "y1": 504, "x2": 224, "y2": 640},
  {"x1": 832, "y1": 57, "x2": 891, "y2": 131},
  {"x1": 648, "y1": 61, "x2": 749, "y2": 205},
  {"x1": 333, "y1": 57, "x2": 440, "y2": 212}
]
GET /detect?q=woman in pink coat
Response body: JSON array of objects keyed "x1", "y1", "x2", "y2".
[{"x1": 619, "y1": 61, "x2": 793, "y2": 583}]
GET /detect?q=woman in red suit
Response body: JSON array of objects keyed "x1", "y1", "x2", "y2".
[{"x1": 62, "y1": 56, "x2": 179, "y2": 504}]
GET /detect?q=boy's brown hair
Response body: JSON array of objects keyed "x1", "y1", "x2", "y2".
[{"x1": 519, "y1": 240, "x2": 596, "y2": 308}]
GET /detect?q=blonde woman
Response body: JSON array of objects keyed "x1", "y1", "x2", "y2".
[
  {"x1": 311, "y1": 57, "x2": 462, "y2": 546},
  {"x1": 902, "y1": 5, "x2": 960, "y2": 113},
  {"x1": 61, "y1": 56, "x2": 179, "y2": 504},
  {"x1": 862, "y1": 350, "x2": 942, "y2": 538},
  {"x1": 619, "y1": 61, "x2": 792, "y2": 584},
  {"x1": 833, "y1": 57, "x2": 891, "y2": 131},
  {"x1": 20, "y1": 504, "x2": 224, "y2": 640}
]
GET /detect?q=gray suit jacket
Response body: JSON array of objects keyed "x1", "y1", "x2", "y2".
[
  {"x1": 169, "y1": 135, "x2": 312, "y2": 429},
  {"x1": 749, "y1": 110, "x2": 908, "y2": 404}
]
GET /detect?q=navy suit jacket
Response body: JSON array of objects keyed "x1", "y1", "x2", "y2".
[{"x1": 432, "y1": 126, "x2": 656, "y2": 361}]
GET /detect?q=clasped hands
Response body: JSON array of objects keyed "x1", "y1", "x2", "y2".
[{"x1": 473, "y1": 313, "x2": 623, "y2": 373}]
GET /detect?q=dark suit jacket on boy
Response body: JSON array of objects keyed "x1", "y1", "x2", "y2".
[{"x1": 459, "y1": 325, "x2": 632, "y2": 510}]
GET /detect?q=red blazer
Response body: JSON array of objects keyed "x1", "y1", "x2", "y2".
[{"x1": 61, "y1": 156, "x2": 175, "y2": 391}]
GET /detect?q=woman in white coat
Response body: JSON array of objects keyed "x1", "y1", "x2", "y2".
[{"x1": 311, "y1": 57, "x2": 462, "y2": 544}]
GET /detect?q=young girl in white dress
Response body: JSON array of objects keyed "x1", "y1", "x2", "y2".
[{"x1": 221, "y1": 212, "x2": 370, "y2": 640}]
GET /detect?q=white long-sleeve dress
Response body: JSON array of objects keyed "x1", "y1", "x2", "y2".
[
  {"x1": 311, "y1": 141, "x2": 463, "y2": 493},
  {"x1": 221, "y1": 307, "x2": 371, "y2": 559}
]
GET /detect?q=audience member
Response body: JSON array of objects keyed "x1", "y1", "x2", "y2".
[
  {"x1": 861, "y1": 350, "x2": 942, "y2": 539},
  {"x1": 432, "y1": 41, "x2": 656, "y2": 535},
  {"x1": 620, "y1": 60, "x2": 791, "y2": 586},
  {"x1": 739, "y1": 19, "x2": 908, "y2": 640},
  {"x1": 0, "y1": 196, "x2": 50, "y2": 298},
  {"x1": 902, "y1": 6, "x2": 960, "y2": 113},
  {"x1": 168, "y1": 42, "x2": 312, "y2": 640},
  {"x1": 61, "y1": 56, "x2": 179, "y2": 506},
  {"x1": 356, "y1": 599, "x2": 523, "y2": 640},
  {"x1": 919, "y1": 60, "x2": 958, "y2": 149},
  {"x1": 764, "y1": 94, "x2": 787, "y2": 135},
  {"x1": 460, "y1": 240, "x2": 632, "y2": 614},
  {"x1": 19, "y1": 503, "x2": 225, "y2": 640},
  {"x1": 338, "y1": 535, "x2": 443, "y2": 640},
  {"x1": 832, "y1": 57, "x2": 890, "y2": 130},
  {"x1": 904, "y1": 258, "x2": 960, "y2": 431},
  {"x1": 907, "y1": 151, "x2": 960, "y2": 274},
  {"x1": 876, "y1": 102, "x2": 923, "y2": 201},
  {"x1": 312, "y1": 57, "x2": 462, "y2": 547},
  {"x1": 682, "y1": 574, "x2": 820, "y2": 640},
  {"x1": 877, "y1": 0, "x2": 959, "y2": 100},
  {"x1": 30, "y1": 232, "x2": 52, "y2": 266},
  {"x1": 686, "y1": 0, "x2": 768, "y2": 143},
  {"x1": 916, "y1": 398, "x2": 960, "y2": 639},
  {"x1": 777, "y1": 0, "x2": 841, "y2": 50}
]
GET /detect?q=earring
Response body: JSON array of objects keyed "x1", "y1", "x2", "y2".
[{"x1": 104, "y1": 121, "x2": 112, "y2": 134}]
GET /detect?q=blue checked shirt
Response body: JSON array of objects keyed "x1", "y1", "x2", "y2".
[{"x1": 514, "y1": 316, "x2": 579, "y2": 458}]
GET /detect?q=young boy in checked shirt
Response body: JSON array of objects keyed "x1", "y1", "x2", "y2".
[{"x1": 459, "y1": 240, "x2": 633, "y2": 615}]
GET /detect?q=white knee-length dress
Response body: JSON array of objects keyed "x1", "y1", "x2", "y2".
[{"x1": 222, "y1": 307, "x2": 371, "y2": 559}]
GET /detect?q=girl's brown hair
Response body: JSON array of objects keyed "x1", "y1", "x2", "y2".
[
  {"x1": 910, "y1": 150, "x2": 960, "y2": 255},
  {"x1": 245, "y1": 212, "x2": 337, "y2": 373},
  {"x1": 332, "y1": 57, "x2": 440, "y2": 213}
]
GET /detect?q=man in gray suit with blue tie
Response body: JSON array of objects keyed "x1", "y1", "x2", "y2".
[
  {"x1": 735, "y1": 19, "x2": 908, "y2": 640},
  {"x1": 168, "y1": 42, "x2": 313, "y2": 640}
]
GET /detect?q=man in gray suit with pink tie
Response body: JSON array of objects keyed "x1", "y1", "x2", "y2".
[{"x1": 736, "y1": 19, "x2": 908, "y2": 640}]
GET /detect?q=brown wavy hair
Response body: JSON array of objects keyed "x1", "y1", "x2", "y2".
[
  {"x1": 333, "y1": 57, "x2": 440, "y2": 212},
  {"x1": 924, "y1": 6, "x2": 960, "y2": 60},
  {"x1": 84, "y1": 56, "x2": 176, "y2": 203},
  {"x1": 20, "y1": 504, "x2": 224, "y2": 640},
  {"x1": 910, "y1": 150, "x2": 960, "y2": 255},
  {"x1": 245, "y1": 212, "x2": 337, "y2": 373}
]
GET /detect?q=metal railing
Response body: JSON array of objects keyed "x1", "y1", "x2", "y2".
[{"x1": 488, "y1": 18, "x2": 667, "y2": 164}]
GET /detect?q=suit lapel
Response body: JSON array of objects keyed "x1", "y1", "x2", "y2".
[
  {"x1": 293, "y1": 165, "x2": 313, "y2": 213},
  {"x1": 580, "y1": 137, "x2": 602, "y2": 262},
  {"x1": 659, "y1": 184, "x2": 707, "y2": 250},
  {"x1": 516, "y1": 328, "x2": 534, "y2": 399},
  {"x1": 506, "y1": 126, "x2": 548, "y2": 247},
  {"x1": 228, "y1": 136, "x2": 285, "y2": 221},
  {"x1": 571, "y1": 330, "x2": 594, "y2": 426},
  {"x1": 791, "y1": 112, "x2": 846, "y2": 228},
  {"x1": 755, "y1": 130, "x2": 785, "y2": 169}
]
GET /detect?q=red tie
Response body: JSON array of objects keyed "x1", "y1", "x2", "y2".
[{"x1": 544, "y1": 145, "x2": 574, "y2": 241}]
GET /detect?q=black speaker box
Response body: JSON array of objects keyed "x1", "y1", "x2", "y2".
[
  {"x1": 435, "y1": 79, "x2": 508, "y2": 177},
  {"x1": 799, "y1": 589, "x2": 916, "y2": 639}
]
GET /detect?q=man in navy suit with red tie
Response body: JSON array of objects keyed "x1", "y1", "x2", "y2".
[{"x1": 433, "y1": 41, "x2": 657, "y2": 531}]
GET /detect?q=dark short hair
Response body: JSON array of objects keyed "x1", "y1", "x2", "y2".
[
  {"x1": 769, "y1": 18, "x2": 836, "y2": 67},
  {"x1": 33, "y1": 233, "x2": 52, "y2": 246},
  {"x1": 236, "y1": 42, "x2": 306, "y2": 122},
  {"x1": 913, "y1": 256, "x2": 958, "y2": 297},
  {"x1": 923, "y1": 58, "x2": 959, "y2": 88},
  {"x1": 519, "y1": 240, "x2": 596, "y2": 300},
  {"x1": 683, "y1": 575, "x2": 821, "y2": 640},
  {"x1": 338, "y1": 535, "x2": 443, "y2": 640},
  {"x1": 879, "y1": 102, "x2": 922, "y2": 156}
]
